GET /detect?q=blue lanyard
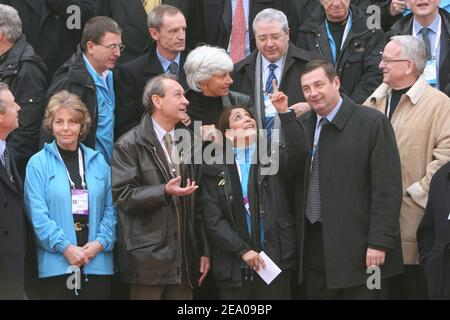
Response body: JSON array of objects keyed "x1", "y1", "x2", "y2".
[{"x1": 324, "y1": 11, "x2": 352, "y2": 64}]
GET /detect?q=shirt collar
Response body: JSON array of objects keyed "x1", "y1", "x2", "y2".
[
  {"x1": 82, "y1": 54, "x2": 110, "y2": 83},
  {"x1": 156, "y1": 49, "x2": 181, "y2": 73},
  {"x1": 261, "y1": 55, "x2": 284, "y2": 72},
  {"x1": 317, "y1": 97, "x2": 343, "y2": 124},
  {"x1": 413, "y1": 13, "x2": 441, "y2": 34},
  {"x1": 151, "y1": 117, "x2": 174, "y2": 142},
  {"x1": 0, "y1": 140, "x2": 5, "y2": 158}
]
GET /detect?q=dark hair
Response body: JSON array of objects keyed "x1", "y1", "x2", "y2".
[
  {"x1": 81, "y1": 16, "x2": 122, "y2": 52},
  {"x1": 217, "y1": 105, "x2": 254, "y2": 136},
  {"x1": 142, "y1": 74, "x2": 178, "y2": 114},
  {"x1": 299, "y1": 59, "x2": 337, "y2": 82},
  {"x1": 147, "y1": 4, "x2": 183, "y2": 29}
]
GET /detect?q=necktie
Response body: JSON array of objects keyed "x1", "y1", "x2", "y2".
[
  {"x1": 305, "y1": 118, "x2": 328, "y2": 224},
  {"x1": 142, "y1": 0, "x2": 161, "y2": 14},
  {"x1": 163, "y1": 133, "x2": 177, "y2": 177},
  {"x1": 168, "y1": 61, "x2": 178, "y2": 75},
  {"x1": 421, "y1": 27, "x2": 432, "y2": 60},
  {"x1": 265, "y1": 64, "x2": 278, "y2": 94},
  {"x1": 230, "y1": 0, "x2": 246, "y2": 63},
  {"x1": 265, "y1": 64, "x2": 278, "y2": 138},
  {"x1": 2, "y1": 147, "x2": 14, "y2": 182}
]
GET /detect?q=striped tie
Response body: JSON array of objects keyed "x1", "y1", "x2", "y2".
[
  {"x1": 2, "y1": 147, "x2": 14, "y2": 182},
  {"x1": 265, "y1": 64, "x2": 278, "y2": 139}
]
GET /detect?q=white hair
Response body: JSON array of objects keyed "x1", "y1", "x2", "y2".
[
  {"x1": 390, "y1": 35, "x2": 426, "y2": 77},
  {"x1": 0, "y1": 4, "x2": 22, "y2": 43},
  {"x1": 252, "y1": 8, "x2": 289, "y2": 34},
  {"x1": 183, "y1": 45, "x2": 233, "y2": 92}
]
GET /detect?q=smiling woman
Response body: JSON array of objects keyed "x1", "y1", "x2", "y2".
[{"x1": 25, "y1": 90, "x2": 116, "y2": 300}]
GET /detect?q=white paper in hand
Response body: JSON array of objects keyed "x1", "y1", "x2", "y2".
[{"x1": 257, "y1": 251, "x2": 282, "y2": 285}]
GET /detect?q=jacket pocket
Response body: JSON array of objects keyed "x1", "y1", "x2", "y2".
[
  {"x1": 276, "y1": 216, "x2": 297, "y2": 263},
  {"x1": 126, "y1": 230, "x2": 162, "y2": 251}
]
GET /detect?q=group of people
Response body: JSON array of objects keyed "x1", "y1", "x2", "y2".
[{"x1": 1, "y1": 0, "x2": 450, "y2": 300}]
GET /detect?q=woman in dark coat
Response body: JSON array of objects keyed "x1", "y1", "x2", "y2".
[
  {"x1": 417, "y1": 161, "x2": 450, "y2": 299},
  {"x1": 201, "y1": 97, "x2": 308, "y2": 299}
]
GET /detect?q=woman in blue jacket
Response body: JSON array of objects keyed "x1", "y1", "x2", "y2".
[{"x1": 25, "y1": 90, "x2": 116, "y2": 300}]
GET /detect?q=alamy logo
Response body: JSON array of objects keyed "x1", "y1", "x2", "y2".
[
  {"x1": 66, "y1": 265, "x2": 81, "y2": 291},
  {"x1": 366, "y1": 5, "x2": 382, "y2": 30},
  {"x1": 366, "y1": 265, "x2": 381, "y2": 290},
  {"x1": 66, "y1": 5, "x2": 81, "y2": 30}
]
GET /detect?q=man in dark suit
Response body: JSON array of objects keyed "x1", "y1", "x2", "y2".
[
  {"x1": 95, "y1": 0, "x2": 192, "y2": 65},
  {"x1": 231, "y1": 8, "x2": 316, "y2": 137},
  {"x1": 0, "y1": 0, "x2": 95, "y2": 77},
  {"x1": 0, "y1": 82, "x2": 36, "y2": 299},
  {"x1": 115, "y1": 4, "x2": 189, "y2": 139},
  {"x1": 390, "y1": 0, "x2": 450, "y2": 96},
  {"x1": 0, "y1": 4, "x2": 49, "y2": 180},
  {"x1": 294, "y1": 60, "x2": 403, "y2": 299},
  {"x1": 188, "y1": 0, "x2": 297, "y2": 59}
]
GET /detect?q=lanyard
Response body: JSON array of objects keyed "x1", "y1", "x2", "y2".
[
  {"x1": 57, "y1": 147, "x2": 86, "y2": 190},
  {"x1": 324, "y1": 11, "x2": 352, "y2": 64},
  {"x1": 413, "y1": 16, "x2": 442, "y2": 60}
]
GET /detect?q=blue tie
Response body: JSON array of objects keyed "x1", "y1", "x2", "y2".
[
  {"x1": 265, "y1": 64, "x2": 278, "y2": 94},
  {"x1": 265, "y1": 64, "x2": 278, "y2": 139}
]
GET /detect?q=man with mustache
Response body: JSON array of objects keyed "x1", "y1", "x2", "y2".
[{"x1": 42, "y1": 16, "x2": 122, "y2": 164}]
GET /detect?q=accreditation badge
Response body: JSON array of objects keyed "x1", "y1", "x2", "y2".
[
  {"x1": 424, "y1": 60, "x2": 437, "y2": 85},
  {"x1": 71, "y1": 189, "x2": 89, "y2": 216},
  {"x1": 263, "y1": 93, "x2": 277, "y2": 118}
]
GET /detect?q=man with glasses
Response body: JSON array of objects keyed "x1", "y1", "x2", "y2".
[
  {"x1": 231, "y1": 9, "x2": 317, "y2": 139},
  {"x1": 365, "y1": 35, "x2": 450, "y2": 299},
  {"x1": 42, "y1": 16, "x2": 123, "y2": 164},
  {"x1": 296, "y1": 0, "x2": 385, "y2": 104}
]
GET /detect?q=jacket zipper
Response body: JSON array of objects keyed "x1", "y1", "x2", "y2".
[
  {"x1": 148, "y1": 145, "x2": 186, "y2": 287},
  {"x1": 218, "y1": 171, "x2": 239, "y2": 231}
]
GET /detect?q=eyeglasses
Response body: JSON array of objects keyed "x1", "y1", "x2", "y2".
[
  {"x1": 255, "y1": 32, "x2": 286, "y2": 43},
  {"x1": 94, "y1": 42, "x2": 125, "y2": 52},
  {"x1": 381, "y1": 56, "x2": 409, "y2": 64}
]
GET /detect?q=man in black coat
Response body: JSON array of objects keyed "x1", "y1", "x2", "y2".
[
  {"x1": 231, "y1": 8, "x2": 317, "y2": 134},
  {"x1": 111, "y1": 75, "x2": 210, "y2": 300},
  {"x1": 417, "y1": 161, "x2": 450, "y2": 299},
  {"x1": 0, "y1": 83, "x2": 37, "y2": 300},
  {"x1": 188, "y1": 0, "x2": 298, "y2": 57},
  {"x1": 95, "y1": 0, "x2": 192, "y2": 66},
  {"x1": 0, "y1": 0, "x2": 95, "y2": 77},
  {"x1": 115, "y1": 5, "x2": 188, "y2": 139},
  {"x1": 293, "y1": 0, "x2": 398, "y2": 31},
  {"x1": 296, "y1": 1, "x2": 385, "y2": 104},
  {"x1": 389, "y1": 2, "x2": 450, "y2": 97},
  {"x1": 42, "y1": 16, "x2": 122, "y2": 164},
  {"x1": 295, "y1": 60, "x2": 403, "y2": 299},
  {"x1": 0, "y1": 4, "x2": 49, "y2": 179}
]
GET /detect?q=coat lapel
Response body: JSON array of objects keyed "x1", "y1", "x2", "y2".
[
  {"x1": 25, "y1": 0, "x2": 43, "y2": 15},
  {"x1": 0, "y1": 164, "x2": 19, "y2": 194}
]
